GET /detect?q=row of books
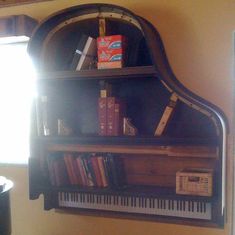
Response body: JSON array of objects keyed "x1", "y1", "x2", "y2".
[
  {"x1": 98, "y1": 96, "x2": 125, "y2": 136},
  {"x1": 47, "y1": 152, "x2": 126, "y2": 188}
]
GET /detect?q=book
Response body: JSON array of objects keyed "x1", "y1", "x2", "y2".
[
  {"x1": 75, "y1": 155, "x2": 87, "y2": 186},
  {"x1": 106, "y1": 97, "x2": 116, "y2": 136},
  {"x1": 75, "y1": 36, "x2": 97, "y2": 70},
  {"x1": 107, "y1": 154, "x2": 126, "y2": 188},
  {"x1": 98, "y1": 97, "x2": 107, "y2": 136},
  {"x1": 114, "y1": 101, "x2": 125, "y2": 136},
  {"x1": 63, "y1": 153, "x2": 76, "y2": 185},
  {"x1": 81, "y1": 156, "x2": 95, "y2": 187},
  {"x1": 154, "y1": 93, "x2": 178, "y2": 136},
  {"x1": 70, "y1": 34, "x2": 89, "y2": 70},
  {"x1": 97, "y1": 156, "x2": 108, "y2": 187},
  {"x1": 63, "y1": 153, "x2": 82, "y2": 185},
  {"x1": 90, "y1": 155, "x2": 103, "y2": 187}
]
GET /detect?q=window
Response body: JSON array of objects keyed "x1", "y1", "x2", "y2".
[{"x1": 0, "y1": 42, "x2": 36, "y2": 164}]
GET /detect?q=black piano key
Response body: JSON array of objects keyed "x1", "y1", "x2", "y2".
[
  {"x1": 203, "y1": 203, "x2": 206, "y2": 213},
  {"x1": 168, "y1": 200, "x2": 170, "y2": 210},
  {"x1": 144, "y1": 198, "x2": 147, "y2": 208},
  {"x1": 183, "y1": 201, "x2": 185, "y2": 211},
  {"x1": 192, "y1": 201, "x2": 194, "y2": 212}
]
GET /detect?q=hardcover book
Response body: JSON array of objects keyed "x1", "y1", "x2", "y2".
[
  {"x1": 70, "y1": 34, "x2": 97, "y2": 70},
  {"x1": 90, "y1": 155, "x2": 103, "y2": 187},
  {"x1": 98, "y1": 97, "x2": 107, "y2": 136},
  {"x1": 76, "y1": 36, "x2": 97, "y2": 70},
  {"x1": 70, "y1": 34, "x2": 89, "y2": 70}
]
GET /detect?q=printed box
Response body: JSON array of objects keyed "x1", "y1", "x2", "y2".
[{"x1": 176, "y1": 168, "x2": 213, "y2": 196}]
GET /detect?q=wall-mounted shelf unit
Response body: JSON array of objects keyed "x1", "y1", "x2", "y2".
[{"x1": 28, "y1": 3, "x2": 228, "y2": 227}]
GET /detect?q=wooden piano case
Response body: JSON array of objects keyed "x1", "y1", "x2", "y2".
[{"x1": 28, "y1": 3, "x2": 228, "y2": 227}]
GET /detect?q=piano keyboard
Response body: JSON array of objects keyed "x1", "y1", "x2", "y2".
[{"x1": 58, "y1": 192, "x2": 212, "y2": 220}]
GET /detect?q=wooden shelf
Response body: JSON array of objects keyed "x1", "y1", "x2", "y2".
[
  {"x1": 35, "y1": 135, "x2": 219, "y2": 146},
  {"x1": 37, "y1": 66, "x2": 157, "y2": 81},
  {"x1": 45, "y1": 143, "x2": 218, "y2": 158}
]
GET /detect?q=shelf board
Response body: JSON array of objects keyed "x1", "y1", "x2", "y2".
[
  {"x1": 45, "y1": 143, "x2": 218, "y2": 158},
  {"x1": 37, "y1": 66, "x2": 157, "y2": 81},
  {"x1": 35, "y1": 135, "x2": 218, "y2": 146}
]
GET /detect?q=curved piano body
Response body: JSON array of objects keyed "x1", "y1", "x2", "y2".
[{"x1": 28, "y1": 4, "x2": 228, "y2": 227}]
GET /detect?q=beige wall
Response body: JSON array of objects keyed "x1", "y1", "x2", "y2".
[{"x1": 0, "y1": 0, "x2": 234, "y2": 235}]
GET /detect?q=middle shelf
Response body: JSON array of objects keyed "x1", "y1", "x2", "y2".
[{"x1": 33, "y1": 136, "x2": 219, "y2": 158}]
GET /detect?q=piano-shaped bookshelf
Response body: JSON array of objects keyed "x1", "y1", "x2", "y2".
[{"x1": 28, "y1": 3, "x2": 228, "y2": 227}]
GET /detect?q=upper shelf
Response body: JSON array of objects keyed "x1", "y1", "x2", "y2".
[{"x1": 37, "y1": 66, "x2": 157, "y2": 81}]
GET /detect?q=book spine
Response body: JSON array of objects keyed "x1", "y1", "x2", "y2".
[
  {"x1": 98, "y1": 97, "x2": 107, "y2": 136},
  {"x1": 63, "y1": 153, "x2": 76, "y2": 185},
  {"x1": 113, "y1": 101, "x2": 124, "y2": 136},
  {"x1": 97, "y1": 156, "x2": 108, "y2": 187},
  {"x1": 82, "y1": 156, "x2": 94, "y2": 187},
  {"x1": 76, "y1": 156, "x2": 87, "y2": 186},
  {"x1": 107, "y1": 97, "x2": 116, "y2": 136},
  {"x1": 90, "y1": 156, "x2": 103, "y2": 187}
]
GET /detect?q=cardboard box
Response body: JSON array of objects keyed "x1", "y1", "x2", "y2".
[{"x1": 176, "y1": 168, "x2": 213, "y2": 196}]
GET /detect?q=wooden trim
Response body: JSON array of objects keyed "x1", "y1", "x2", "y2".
[
  {"x1": 46, "y1": 144, "x2": 219, "y2": 158},
  {"x1": 38, "y1": 66, "x2": 157, "y2": 80}
]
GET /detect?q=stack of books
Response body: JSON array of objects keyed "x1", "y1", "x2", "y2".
[
  {"x1": 98, "y1": 81, "x2": 125, "y2": 136},
  {"x1": 47, "y1": 153, "x2": 126, "y2": 189}
]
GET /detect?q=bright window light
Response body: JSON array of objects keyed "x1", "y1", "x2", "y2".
[{"x1": 0, "y1": 42, "x2": 36, "y2": 164}]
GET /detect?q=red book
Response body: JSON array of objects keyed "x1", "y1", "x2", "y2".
[
  {"x1": 90, "y1": 156, "x2": 103, "y2": 187},
  {"x1": 75, "y1": 156, "x2": 88, "y2": 186},
  {"x1": 64, "y1": 153, "x2": 83, "y2": 185},
  {"x1": 107, "y1": 97, "x2": 116, "y2": 136},
  {"x1": 98, "y1": 97, "x2": 107, "y2": 136},
  {"x1": 97, "y1": 156, "x2": 108, "y2": 187},
  {"x1": 114, "y1": 101, "x2": 125, "y2": 136},
  {"x1": 63, "y1": 153, "x2": 76, "y2": 185}
]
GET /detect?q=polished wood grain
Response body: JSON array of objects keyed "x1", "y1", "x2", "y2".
[{"x1": 46, "y1": 144, "x2": 218, "y2": 158}]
